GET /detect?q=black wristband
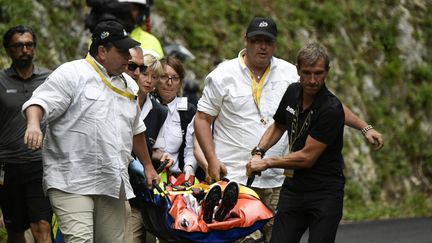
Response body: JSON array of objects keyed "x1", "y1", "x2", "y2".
[{"x1": 251, "y1": 146, "x2": 266, "y2": 158}]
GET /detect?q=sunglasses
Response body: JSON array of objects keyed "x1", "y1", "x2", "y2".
[
  {"x1": 159, "y1": 75, "x2": 181, "y2": 83},
  {"x1": 8, "y1": 42, "x2": 35, "y2": 50},
  {"x1": 127, "y1": 63, "x2": 147, "y2": 73}
]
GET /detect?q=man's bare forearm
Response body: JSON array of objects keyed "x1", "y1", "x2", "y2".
[
  {"x1": 194, "y1": 111, "x2": 218, "y2": 164},
  {"x1": 257, "y1": 122, "x2": 286, "y2": 152}
]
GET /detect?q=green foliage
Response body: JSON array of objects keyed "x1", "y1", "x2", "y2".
[
  {"x1": 344, "y1": 180, "x2": 367, "y2": 204},
  {"x1": 0, "y1": 0, "x2": 87, "y2": 69},
  {"x1": 344, "y1": 191, "x2": 432, "y2": 221},
  {"x1": 411, "y1": 63, "x2": 432, "y2": 84},
  {"x1": 0, "y1": 228, "x2": 5, "y2": 243},
  {"x1": 311, "y1": 1, "x2": 346, "y2": 32}
]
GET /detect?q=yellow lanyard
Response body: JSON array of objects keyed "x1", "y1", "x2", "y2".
[
  {"x1": 85, "y1": 54, "x2": 137, "y2": 100},
  {"x1": 251, "y1": 65, "x2": 270, "y2": 109}
]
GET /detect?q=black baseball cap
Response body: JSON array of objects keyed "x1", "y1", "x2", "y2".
[
  {"x1": 246, "y1": 17, "x2": 277, "y2": 40},
  {"x1": 92, "y1": 20, "x2": 140, "y2": 50}
]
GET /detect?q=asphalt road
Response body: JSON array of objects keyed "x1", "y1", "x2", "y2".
[{"x1": 300, "y1": 217, "x2": 432, "y2": 243}]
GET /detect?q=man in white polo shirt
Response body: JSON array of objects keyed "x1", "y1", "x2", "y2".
[{"x1": 22, "y1": 20, "x2": 159, "y2": 243}]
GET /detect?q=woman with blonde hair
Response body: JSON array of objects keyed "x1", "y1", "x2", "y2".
[
  {"x1": 136, "y1": 53, "x2": 168, "y2": 154},
  {"x1": 127, "y1": 49, "x2": 170, "y2": 243}
]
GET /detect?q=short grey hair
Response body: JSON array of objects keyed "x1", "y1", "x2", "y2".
[
  {"x1": 131, "y1": 46, "x2": 143, "y2": 55},
  {"x1": 296, "y1": 42, "x2": 330, "y2": 70}
]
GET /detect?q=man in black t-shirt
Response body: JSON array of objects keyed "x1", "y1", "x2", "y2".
[
  {"x1": 0, "y1": 25, "x2": 52, "y2": 243},
  {"x1": 246, "y1": 42, "x2": 345, "y2": 243}
]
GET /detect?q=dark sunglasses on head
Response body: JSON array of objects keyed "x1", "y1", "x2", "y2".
[{"x1": 127, "y1": 63, "x2": 147, "y2": 73}]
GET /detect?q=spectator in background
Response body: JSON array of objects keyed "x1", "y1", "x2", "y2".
[
  {"x1": 121, "y1": 0, "x2": 165, "y2": 58},
  {"x1": 0, "y1": 25, "x2": 52, "y2": 243},
  {"x1": 85, "y1": 0, "x2": 164, "y2": 58}
]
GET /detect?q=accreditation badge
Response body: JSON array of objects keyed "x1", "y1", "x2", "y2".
[
  {"x1": 177, "y1": 97, "x2": 188, "y2": 111},
  {"x1": 260, "y1": 116, "x2": 269, "y2": 126}
]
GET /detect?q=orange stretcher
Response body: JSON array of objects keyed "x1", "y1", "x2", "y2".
[{"x1": 129, "y1": 159, "x2": 274, "y2": 243}]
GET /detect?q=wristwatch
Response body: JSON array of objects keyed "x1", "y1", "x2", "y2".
[{"x1": 251, "y1": 146, "x2": 266, "y2": 158}]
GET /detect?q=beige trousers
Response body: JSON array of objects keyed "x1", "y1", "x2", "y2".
[
  {"x1": 48, "y1": 188, "x2": 126, "y2": 243},
  {"x1": 125, "y1": 202, "x2": 156, "y2": 243}
]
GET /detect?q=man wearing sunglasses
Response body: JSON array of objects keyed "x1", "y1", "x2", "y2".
[
  {"x1": 123, "y1": 46, "x2": 172, "y2": 243},
  {"x1": 0, "y1": 25, "x2": 53, "y2": 243},
  {"x1": 22, "y1": 20, "x2": 159, "y2": 243},
  {"x1": 125, "y1": 48, "x2": 148, "y2": 81}
]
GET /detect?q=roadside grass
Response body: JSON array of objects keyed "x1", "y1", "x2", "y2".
[
  {"x1": 0, "y1": 228, "x2": 6, "y2": 243},
  {"x1": 343, "y1": 191, "x2": 432, "y2": 222}
]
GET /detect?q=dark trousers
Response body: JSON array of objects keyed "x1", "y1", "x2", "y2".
[
  {"x1": 270, "y1": 186, "x2": 344, "y2": 243},
  {"x1": 0, "y1": 161, "x2": 52, "y2": 232}
]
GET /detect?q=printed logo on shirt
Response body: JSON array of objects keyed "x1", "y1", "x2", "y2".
[
  {"x1": 6, "y1": 89, "x2": 17, "y2": 93},
  {"x1": 286, "y1": 105, "x2": 295, "y2": 115}
]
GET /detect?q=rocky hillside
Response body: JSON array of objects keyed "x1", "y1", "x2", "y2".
[{"x1": 0, "y1": 0, "x2": 431, "y2": 221}]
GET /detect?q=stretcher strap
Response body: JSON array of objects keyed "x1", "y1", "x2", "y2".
[{"x1": 161, "y1": 181, "x2": 260, "y2": 199}]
